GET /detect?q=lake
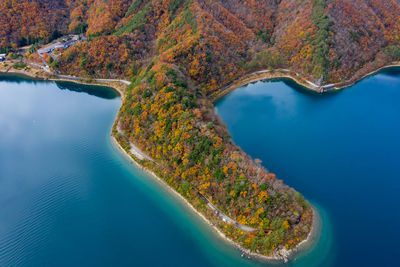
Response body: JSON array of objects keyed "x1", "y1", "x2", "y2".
[
  {"x1": 215, "y1": 68, "x2": 400, "y2": 266},
  {"x1": 1, "y1": 69, "x2": 398, "y2": 266},
  {"x1": 0, "y1": 75, "x2": 267, "y2": 266}
]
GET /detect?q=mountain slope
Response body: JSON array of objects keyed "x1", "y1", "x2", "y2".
[{"x1": 2, "y1": 0, "x2": 400, "y2": 85}]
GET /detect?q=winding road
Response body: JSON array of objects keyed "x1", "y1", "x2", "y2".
[
  {"x1": 197, "y1": 193, "x2": 258, "y2": 232},
  {"x1": 116, "y1": 125, "x2": 155, "y2": 163},
  {"x1": 116, "y1": 124, "x2": 257, "y2": 232}
]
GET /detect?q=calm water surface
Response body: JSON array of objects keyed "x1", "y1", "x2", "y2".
[
  {"x1": 0, "y1": 76, "x2": 269, "y2": 266},
  {"x1": 215, "y1": 68, "x2": 400, "y2": 267},
  {"x1": 1, "y1": 68, "x2": 398, "y2": 266}
]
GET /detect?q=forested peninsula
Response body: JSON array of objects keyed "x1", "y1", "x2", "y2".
[{"x1": 1, "y1": 0, "x2": 400, "y2": 261}]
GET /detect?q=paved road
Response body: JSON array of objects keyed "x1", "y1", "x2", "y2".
[
  {"x1": 116, "y1": 126, "x2": 257, "y2": 233},
  {"x1": 28, "y1": 62, "x2": 51, "y2": 73},
  {"x1": 116, "y1": 125, "x2": 258, "y2": 232},
  {"x1": 27, "y1": 63, "x2": 131, "y2": 87},
  {"x1": 116, "y1": 125, "x2": 155, "y2": 163},
  {"x1": 56, "y1": 74, "x2": 131, "y2": 85},
  {"x1": 95, "y1": 78, "x2": 131, "y2": 85},
  {"x1": 197, "y1": 193, "x2": 258, "y2": 232}
]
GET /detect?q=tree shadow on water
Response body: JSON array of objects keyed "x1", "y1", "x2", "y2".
[
  {"x1": 0, "y1": 74, "x2": 119, "y2": 100},
  {"x1": 55, "y1": 81, "x2": 120, "y2": 100}
]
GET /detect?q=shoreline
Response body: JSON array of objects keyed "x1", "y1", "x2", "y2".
[
  {"x1": 211, "y1": 69, "x2": 319, "y2": 102},
  {"x1": 1, "y1": 63, "x2": 318, "y2": 263},
  {"x1": 0, "y1": 62, "x2": 128, "y2": 99},
  {"x1": 212, "y1": 61, "x2": 400, "y2": 102},
  {"x1": 111, "y1": 135, "x2": 318, "y2": 263},
  {"x1": 334, "y1": 61, "x2": 400, "y2": 90},
  {"x1": 11, "y1": 59, "x2": 399, "y2": 262},
  {"x1": 5, "y1": 58, "x2": 399, "y2": 262},
  {"x1": 2, "y1": 57, "x2": 399, "y2": 263},
  {"x1": 3, "y1": 59, "x2": 399, "y2": 103}
]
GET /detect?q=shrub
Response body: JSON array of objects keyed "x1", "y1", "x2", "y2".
[{"x1": 13, "y1": 61, "x2": 26, "y2": 69}]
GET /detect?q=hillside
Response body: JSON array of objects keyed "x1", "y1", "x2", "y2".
[
  {"x1": 2, "y1": 0, "x2": 400, "y2": 257},
  {"x1": 2, "y1": 0, "x2": 400, "y2": 85}
]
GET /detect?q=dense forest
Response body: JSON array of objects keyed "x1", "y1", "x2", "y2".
[
  {"x1": 2, "y1": 0, "x2": 400, "y2": 256},
  {"x1": 115, "y1": 63, "x2": 313, "y2": 255},
  {"x1": 2, "y1": 0, "x2": 400, "y2": 85}
]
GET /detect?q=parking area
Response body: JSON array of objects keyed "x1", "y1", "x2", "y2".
[{"x1": 37, "y1": 35, "x2": 81, "y2": 56}]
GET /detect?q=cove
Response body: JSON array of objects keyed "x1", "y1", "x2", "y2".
[
  {"x1": 0, "y1": 75, "x2": 324, "y2": 267},
  {"x1": 215, "y1": 68, "x2": 400, "y2": 266}
]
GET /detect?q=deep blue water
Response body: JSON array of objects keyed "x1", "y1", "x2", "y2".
[
  {"x1": 215, "y1": 68, "x2": 400, "y2": 267},
  {"x1": 1, "y1": 69, "x2": 398, "y2": 267},
  {"x1": 0, "y1": 76, "x2": 264, "y2": 267}
]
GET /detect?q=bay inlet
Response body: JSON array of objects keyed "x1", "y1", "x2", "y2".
[
  {"x1": 0, "y1": 75, "x2": 328, "y2": 266},
  {"x1": 215, "y1": 67, "x2": 400, "y2": 266},
  {"x1": 3, "y1": 67, "x2": 399, "y2": 266}
]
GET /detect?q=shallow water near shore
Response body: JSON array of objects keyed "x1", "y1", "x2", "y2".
[
  {"x1": 3, "y1": 68, "x2": 398, "y2": 266},
  {"x1": 215, "y1": 67, "x2": 400, "y2": 266},
  {"x1": 0, "y1": 75, "x2": 331, "y2": 266}
]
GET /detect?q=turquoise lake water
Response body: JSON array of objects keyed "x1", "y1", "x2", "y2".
[
  {"x1": 0, "y1": 69, "x2": 398, "y2": 266},
  {"x1": 215, "y1": 68, "x2": 400, "y2": 266},
  {"x1": 0, "y1": 75, "x2": 313, "y2": 267}
]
